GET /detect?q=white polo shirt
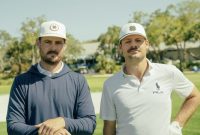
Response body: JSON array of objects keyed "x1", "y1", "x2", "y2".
[{"x1": 100, "y1": 61, "x2": 194, "y2": 135}]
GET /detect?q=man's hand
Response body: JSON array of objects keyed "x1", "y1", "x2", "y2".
[
  {"x1": 35, "y1": 117, "x2": 65, "y2": 135},
  {"x1": 54, "y1": 129, "x2": 71, "y2": 135},
  {"x1": 169, "y1": 121, "x2": 182, "y2": 135}
]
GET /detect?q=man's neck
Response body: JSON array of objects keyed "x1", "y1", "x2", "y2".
[
  {"x1": 124, "y1": 58, "x2": 148, "y2": 81},
  {"x1": 39, "y1": 61, "x2": 63, "y2": 73}
]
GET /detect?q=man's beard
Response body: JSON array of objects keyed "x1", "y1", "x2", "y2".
[{"x1": 41, "y1": 51, "x2": 62, "y2": 65}]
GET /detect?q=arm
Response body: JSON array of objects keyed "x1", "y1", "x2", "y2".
[
  {"x1": 174, "y1": 87, "x2": 200, "y2": 127},
  {"x1": 171, "y1": 66, "x2": 200, "y2": 127},
  {"x1": 6, "y1": 78, "x2": 38, "y2": 135},
  {"x1": 64, "y1": 75, "x2": 96, "y2": 134},
  {"x1": 103, "y1": 120, "x2": 116, "y2": 135},
  {"x1": 100, "y1": 81, "x2": 117, "y2": 135}
]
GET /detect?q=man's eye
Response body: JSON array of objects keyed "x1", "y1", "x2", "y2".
[
  {"x1": 55, "y1": 41, "x2": 63, "y2": 45},
  {"x1": 125, "y1": 41, "x2": 131, "y2": 44},
  {"x1": 44, "y1": 41, "x2": 51, "y2": 44},
  {"x1": 135, "y1": 39, "x2": 143, "y2": 43}
]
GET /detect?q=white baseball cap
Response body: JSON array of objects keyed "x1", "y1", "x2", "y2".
[
  {"x1": 119, "y1": 23, "x2": 147, "y2": 42},
  {"x1": 39, "y1": 21, "x2": 66, "y2": 39}
]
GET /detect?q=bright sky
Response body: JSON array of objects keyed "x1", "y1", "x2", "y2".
[{"x1": 0, "y1": 0, "x2": 181, "y2": 42}]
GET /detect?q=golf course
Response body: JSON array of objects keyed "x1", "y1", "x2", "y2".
[{"x1": 0, "y1": 72, "x2": 200, "y2": 135}]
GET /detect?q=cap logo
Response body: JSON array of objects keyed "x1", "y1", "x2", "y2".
[
  {"x1": 50, "y1": 23, "x2": 59, "y2": 31},
  {"x1": 129, "y1": 26, "x2": 136, "y2": 31}
]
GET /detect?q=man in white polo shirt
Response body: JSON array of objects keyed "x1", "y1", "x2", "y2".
[{"x1": 100, "y1": 23, "x2": 200, "y2": 135}]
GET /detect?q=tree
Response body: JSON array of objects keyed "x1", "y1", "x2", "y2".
[
  {"x1": 0, "y1": 30, "x2": 12, "y2": 47},
  {"x1": 0, "y1": 30, "x2": 12, "y2": 72},
  {"x1": 20, "y1": 16, "x2": 46, "y2": 65},
  {"x1": 191, "y1": 23, "x2": 200, "y2": 41},
  {"x1": 96, "y1": 26, "x2": 121, "y2": 73},
  {"x1": 3, "y1": 16, "x2": 47, "y2": 75},
  {"x1": 0, "y1": 46, "x2": 7, "y2": 72},
  {"x1": 95, "y1": 54, "x2": 118, "y2": 74},
  {"x1": 97, "y1": 25, "x2": 120, "y2": 60},
  {"x1": 3, "y1": 16, "x2": 83, "y2": 75},
  {"x1": 4, "y1": 39, "x2": 31, "y2": 75},
  {"x1": 146, "y1": 10, "x2": 172, "y2": 62},
  {"x1": 64, "y1": 34, "x2": 84, "y2": 61},
  {"x1": 129, "y1": 11, "x2": 149, "y2": 25},
  {"x1": 163, "y1": 0, "x2": 200, "y2": 71}
]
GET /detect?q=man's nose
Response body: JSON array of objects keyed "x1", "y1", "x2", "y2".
[
  {"x1": 131, "y1": 40, "x2": 142, "y2": 47},
  {"x1": 50, "y1": 43, "x2": 57, "y2": 50},
  {"x1": 130, "y1": 41, "x2": 138, "y2": 47}
]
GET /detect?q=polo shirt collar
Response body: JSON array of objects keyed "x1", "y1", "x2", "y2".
[{"x1": 121, "y1": 59, "x2": 153, "y2": 78}]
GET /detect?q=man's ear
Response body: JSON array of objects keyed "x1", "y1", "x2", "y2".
[
  {"x1": 145, "y1": 40, "x2": 150, "y2": 49},
  {"x1": 118, "y1": 43, "x2": 123, "y2": 55},
  {"x1": 63, "y1": 43, "x2": 67, "y2": 51}
]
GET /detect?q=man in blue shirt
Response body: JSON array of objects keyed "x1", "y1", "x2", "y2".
[{"x1": 6, "y1": 20, "x2": 96, "y2": 135}]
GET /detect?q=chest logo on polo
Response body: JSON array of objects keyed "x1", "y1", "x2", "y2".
[{"x1": 153, "y1": 82, "x2": 164, "y2": 94}]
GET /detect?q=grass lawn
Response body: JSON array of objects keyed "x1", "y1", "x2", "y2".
[
  {"x1": 171, "y1": 93, "x2": 200, "y2": 135},
  {"x1": 85, "y1": 74, "x2": 110, "y2": 92},
  {"x1": 0, "y1": 122, "x2": 6, "y2": 135},
  {"x1": 0, "y1": 117, "x2": 103, "y2": 135},
  {"x1": 0, "y1": 86, "x2": 11, "y2": 95},
  {"x1": 184, "y1": 72, "x2": 200, "y2": 89},
  {"x1": 0, "y1": 74, "x2": 110, "y2": 95},
  {"x1": 0, "y1": 72, "x2": 199, "y2": 94},
  {"x1": 0, "y1": 72, "x2": 200, "y2": 135},
  {"x1": 1, "y1": 101, "x2": 200, "y2": 135},
  {"x1": 93, "y1": 115, "x2": 103, "y2": 135}
]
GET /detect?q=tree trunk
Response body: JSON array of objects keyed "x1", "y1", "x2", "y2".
[
  {"x1": 176, "y1": 43, "x2": 183, "y2": 72},
  {"x1": 32, "y1": 44, "x2": 36, "y2": 65},
  {"x1": 151, "y1": 45, "x2": 161, "y2": 62}
]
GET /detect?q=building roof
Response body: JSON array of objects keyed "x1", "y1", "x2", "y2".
[
  {"x1": 149, "y1": 41, "x2": 200, "y2": 51},
  {"x1": 79, "y1": 42, "x2": 100, "y2": 59}
]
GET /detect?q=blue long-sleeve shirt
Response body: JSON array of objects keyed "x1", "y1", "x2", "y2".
[{"x1": 6, "y1": 64, "x2": 96, "y2": 135}]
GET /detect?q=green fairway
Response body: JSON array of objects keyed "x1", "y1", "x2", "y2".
[
  {"x1": 1, "y1": 103, "x2": 200, "y2": 135},
  {"x1": 0, "y1": 74, "x2": 110, "y2": 95},
  {"x1": 85, "y1": 74, "x2": 110, "y2": 92},
  {"x1": 93, "y1": 115, "x2": 103, "y2": 135},
  {"x1": 0, "y1": 72, "x2": 199, "y2": 94},
  {"x1": 0, "y1": 122, "x2": 6, "y2": 135},
  {"x1": 0, "y1": 118, "x2": 103, "y2": 135},
  {"x1": 171, "y1": 92, "x2": 200, "y2": 135},
  {"x1": 184, "y1": 72, "x2": 200, "y2": 89},
  {"x1": 0, "y1": 86, "x2": 11, "y2": 95},
  {"x1": 0, "y1": 72, "x2": 200, "y2": 135}
]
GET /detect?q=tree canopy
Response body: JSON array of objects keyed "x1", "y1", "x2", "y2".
[{"x1": 1, "y1": 0, "x2": 200, "y2": 74}]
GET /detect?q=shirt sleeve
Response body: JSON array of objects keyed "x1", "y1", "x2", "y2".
[
  {"x1": 6, "y1": 77, "x2": 38, "y2": 135},
  {"x1": 64, "y1": 75, "x2": 96, "y2": 135},
  {"x1": 100, "y1": 81, "x2": 116, "y2": 121},
  {"x1": 172, "y1": 66, "x2": 194, "y2": 98}
]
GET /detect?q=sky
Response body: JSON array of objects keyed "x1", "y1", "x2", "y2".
[{"x1": 0, "y1": 0, "x2": 182, "y2": 42}]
